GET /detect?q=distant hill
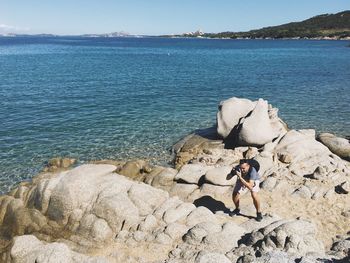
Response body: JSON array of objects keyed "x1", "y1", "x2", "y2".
[
  {"x1": 177, "y1": 11, "x2": 350, "y2": 39},
  {"x1": 81, "y1": 31, "x2": 131, "y2": 38},
  {"x1": 0, "y1": 32, "x2": 141, "y2": 38},
  {"x1": 0, "y1": 33, "x2": 57, "y2": 37}
]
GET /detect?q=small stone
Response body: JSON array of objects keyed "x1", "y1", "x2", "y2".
[
  {"x1": 203, "y1": 149, "x2": 212, "y2": 155},
  {"x1": 155, "y1": 233, "x2": 173, "y2": 245},
  {"x1": 48, "y1": 157, "x2": 61, "y2": 167},
  {"x1": 169, "y1": 248, "x2": 182, "y2": 257},
  {"x1": 44, "y1": 157, "x2": 76, "y2": 172},
  {"x1": 61, "y1": 158, "x2": 76, "y2": 168},
  {"x1": 133, "y1": 231, "x2": 146, "y2": 242},
  {"x1": 165, "y1": 223, "x2": 189, "y2": 240},
  {"x1": 216, "y1": 158, "x2": 225, "y2": 164},
  {"x1": 142, "y1": 165, "x2": 153, "y2": 173},
  {"x1": 138, "y1": 214, "x2": 158, "y2": 232},
  {"x1": 279, "y1": 153, "x2": 292, "y2": 164}
]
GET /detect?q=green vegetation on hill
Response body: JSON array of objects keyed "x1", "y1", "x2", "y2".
[{"x1": 181, "y1": 11, "x2": 350, "y2": 39}]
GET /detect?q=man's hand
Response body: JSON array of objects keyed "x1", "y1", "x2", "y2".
[{"x1": 237, "y1": 172, "x2": 253, "y2": 191}]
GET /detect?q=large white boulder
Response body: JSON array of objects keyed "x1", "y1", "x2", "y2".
[
  {"x1": 8, "y1": 235, "x2": 107, "y2": 263},
  {"x1": 204, "y1": 166, "x2": 236, "y2": 186},
  {"x1": 273, "y1": 129, "x2": 350, "y2": 182},
  {"x1": 276, "y1": 130, "x2": 330, "y2": 162},
  {"x1": 216, "y1": 97, "x2": 287, "y2": 147},
  {"x1": 217, "y1": 97, "x2": 256, "y2": 139},
  {"x1": 238, "y1": 99, "x2": 280, "y2": 146},
  {"x1": 273, "y1": 129, "x2": 350, "y2": 178},
  {"x1": 0, "y1": 164, "x2": 171, "y2": 247},
  {"x1": 46, "y1": 164, "x2": 117, "y2": 223},
  {"x1": 174, "y1": 164, "x2": 211, "y2": 184}
]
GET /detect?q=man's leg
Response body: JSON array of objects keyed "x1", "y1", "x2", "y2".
[
  {"x1": 231, "y1": 191, "x2": 241, "y2": 215},
  {"x1": 232, "y1": 191, "x2": 240, "y2": 209},
  {"x1": 251, "y1": 191, "x2": 260, "y2": 212},
  {"x1": 251, "y1": 191, "x2": 262, "y2": 221}
]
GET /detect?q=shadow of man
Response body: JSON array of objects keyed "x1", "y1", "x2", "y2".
[
  {"x1": 193, "y1": 195, "x2": 257, "y2": 220},
  {"x1": 193, "y1": 195, "x2": 230, "y2": 214}
]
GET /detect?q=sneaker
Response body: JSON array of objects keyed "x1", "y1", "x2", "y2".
[
  {"x1": 230, "y1": 208, "x2": 240, "y2": 216},
  {"x1": 256, "y1": 212, "x2": 263, "y2": 222}
]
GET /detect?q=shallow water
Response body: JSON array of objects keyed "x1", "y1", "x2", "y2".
[{"x1": 0, "y1": 37, "x2": 349, "y2": 193}]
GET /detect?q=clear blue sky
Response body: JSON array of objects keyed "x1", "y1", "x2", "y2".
[{"x1": 0, "y1": 0, "x2": 349, "y2": 35}]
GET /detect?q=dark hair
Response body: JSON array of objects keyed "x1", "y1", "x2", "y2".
[
  {"x1": 239, "y1": 158, "x2": 260, "y2": 172},
  {"x1": 239, "y1": 159, "x2": 250, "y2": 165}
]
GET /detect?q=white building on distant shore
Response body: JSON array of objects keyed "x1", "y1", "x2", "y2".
[{"x1": 183, "y1": 29, "x2": 204, "y2": 37}]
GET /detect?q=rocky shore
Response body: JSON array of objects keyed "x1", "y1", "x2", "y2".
[{"x1": 0, "y1": 97, "x2": 349, "y2": 262}]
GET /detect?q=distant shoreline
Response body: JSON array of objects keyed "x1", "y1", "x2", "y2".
[
  {"x1": 161, "y1": 35, "x2": 350, "y2": 41},
  {"x1": 1, "y1": 35, "x2": 350, "y2": 41},
  {"x1": 2, "y1": 10, "x2": 349, "y2": 41}
]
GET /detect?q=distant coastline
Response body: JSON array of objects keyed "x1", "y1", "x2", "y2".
[
  {"x1": 1, "y1": 10, "x2": 349, "y2": 41},
  {"x1": 164, "y1": 11, "x2": 350, "y2": 40},
  {"x1": 162, "y1": 35, "x2": 350, "y2": 41},
  {"x1": 1, "y1": 34, "x2": 350, "y2": 41}
]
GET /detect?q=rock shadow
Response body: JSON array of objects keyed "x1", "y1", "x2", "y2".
[
  {"x1": 335, "y1": 185, "x2": 348, "y2": 194},
  {"x1": 237, "y1": 232, "x2": 254, "y2": 246},
  {"x1": 193, "y1": 195, "x2": 230, "y2": 214},
  {"x1": 223, "y1": 111, "x2": 253, "y2": 149},
  {"x1": 224, "y1": 121, "x2": 243, "y2": 149},
  {"x1": 303, "y1": 174, "x2": 315, "y2": 179},
  {"x1": 193, "y1": 126, "x2": 221, "y2": 140}
]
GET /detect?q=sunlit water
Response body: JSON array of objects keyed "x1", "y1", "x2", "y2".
[{"x1": 0, "y1": 36, "x2": 349, "y2": 193}]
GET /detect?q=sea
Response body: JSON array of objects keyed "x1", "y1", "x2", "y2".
[{"x1": 0, "y1": 36, "x2": 349, "y2": 193}]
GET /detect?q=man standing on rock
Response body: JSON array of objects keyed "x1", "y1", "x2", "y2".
[{"x1": 230, "y1": 159, "x2": 263, "y2": 222}]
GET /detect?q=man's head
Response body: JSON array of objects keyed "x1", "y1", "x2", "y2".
[{"x1": 239, "y1": 159, "x2": 251, "y2": 175}]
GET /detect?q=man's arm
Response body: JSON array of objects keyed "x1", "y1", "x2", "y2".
[{"x1": 236, "y1": 171, "x2": 254, "y2": 191}]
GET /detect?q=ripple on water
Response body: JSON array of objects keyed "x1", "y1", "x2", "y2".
[{"x1": 0, "y1": 37, "x2": 349, "y2": 193}]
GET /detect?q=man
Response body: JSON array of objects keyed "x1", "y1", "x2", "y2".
[{"x1": 230, "y1": 159, "x2": 263, "y2": 222}]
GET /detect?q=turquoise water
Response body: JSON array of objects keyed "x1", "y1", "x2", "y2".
[{"x1": 0, "y1": 37, "x2": 349, "y2": 193}]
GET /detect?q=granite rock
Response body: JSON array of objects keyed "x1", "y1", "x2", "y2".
[{"x1": 318, "y1": 133, "x2": 350, "y2": 161}]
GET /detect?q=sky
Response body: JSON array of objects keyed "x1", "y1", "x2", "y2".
[{"x1": 0, "y1": 0, "x2": 349, "y2": 35}]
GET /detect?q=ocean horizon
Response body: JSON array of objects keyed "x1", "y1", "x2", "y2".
[{"x1": 0, "y1": 36, "x2": 349, "y2": 193}]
